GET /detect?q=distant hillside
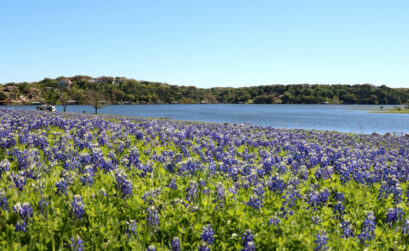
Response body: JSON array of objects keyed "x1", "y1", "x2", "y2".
[{"x1": 1, "y1": 76, "x2": 408, "y2": 105}]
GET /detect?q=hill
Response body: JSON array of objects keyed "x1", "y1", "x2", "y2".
[{"x1": 1, "y1": 76, "x2": 408, "y2": 105}]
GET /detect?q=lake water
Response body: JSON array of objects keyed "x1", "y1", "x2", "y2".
[{"x1": 6, "y1": 104, "x2": 409, "y2": 134}]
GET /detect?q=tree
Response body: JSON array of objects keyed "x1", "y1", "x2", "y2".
[
  {"x1": 86, "y1": 90, "x2": 106, "y2": 114},
  {"x1": 59, "y1": 91, "x2": 70, "y2": 112},
  {"x1": 0, "y1": 92, "x2": 7, "y2": 100}
]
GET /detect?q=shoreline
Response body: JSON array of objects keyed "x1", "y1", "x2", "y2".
[{"x1": 6, "y1": 107, "x2": 407, "y2": 137}]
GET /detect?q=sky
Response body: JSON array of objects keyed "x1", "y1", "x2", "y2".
[{"x1": 1, "y1": 0, "x2": 408, "y2": 88}]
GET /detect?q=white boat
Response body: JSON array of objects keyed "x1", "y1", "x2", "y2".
[{"x1": 36, "y1": 104, "x2": 56, "y2": 112}]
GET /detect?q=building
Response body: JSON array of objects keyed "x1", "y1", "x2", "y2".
[
  {"x1": 57, "y1": 79, "x2": 72, "y2": 89},
  {"x1": 0, "y1": 100, "x2": 13, "y2": 105},
  {"x1": 5, "y1": 86, "x2": 17, "y2": 91}
]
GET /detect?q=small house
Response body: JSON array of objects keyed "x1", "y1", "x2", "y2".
[
  {"x1": 0, "y1": 100, "x2": 13, "y2": 105},
  {"x1": 5, "y1": 86, "x2": 17, "y2": 91},
  {"x1": 57, "y1": 79, "x2": 72, "y2": 89}
]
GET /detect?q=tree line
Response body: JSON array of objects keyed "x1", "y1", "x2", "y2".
[{"x1": 1, "y1": 76, "x2": 409, "y2": 107}]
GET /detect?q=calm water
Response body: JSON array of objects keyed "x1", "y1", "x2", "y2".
[{"x1": 7, "y1": 104, "x2": 409, "y2": 134}]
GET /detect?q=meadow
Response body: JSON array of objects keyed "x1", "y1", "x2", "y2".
[{"x1": 0, "y1": 109, "x2": 409, "y2": 250}]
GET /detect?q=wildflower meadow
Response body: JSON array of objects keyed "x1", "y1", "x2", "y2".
[{"x1": 0, "y1": 109, "x2": 409, "y2": 250}]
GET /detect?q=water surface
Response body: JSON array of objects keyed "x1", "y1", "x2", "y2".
[{"x1": 8, "y1": 104, "x2": 409, "y2": 134}]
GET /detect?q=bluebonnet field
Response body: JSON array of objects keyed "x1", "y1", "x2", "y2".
[{"x1": 0, "y1": 109, "x2": 409, "y2": 250}]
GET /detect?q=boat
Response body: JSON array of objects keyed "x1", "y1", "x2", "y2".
[{"x1": 36, "y1": 104, "x2": 56, "y2": 112}]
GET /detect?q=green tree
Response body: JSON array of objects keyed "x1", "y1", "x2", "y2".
[
  {"x1": 0, "y1": 92, "x2": 7, "y2": 100},
  {"x1": 86, "y1": 90, "x2": 106, "y2": 114}
]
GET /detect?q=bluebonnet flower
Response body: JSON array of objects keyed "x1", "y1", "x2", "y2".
[
  {"x1": 314, "y1": 231, "x2": 328, "y2": 251},
  {"x1": 402, "y1": 219, "x2": 409, "y2": 236},
  {"x1": 38, "y1": 197, "x2": 50, "y2": 215},
  {"x1": 299, "y1": 166, "x2": 308, "y2": 180},
  {"x1": 0, "y1": 159, "x2": 10, "y2": 177},
  {"x1": 312, "y1": 216, "x2": 321, "y2": 225},
  {"x1": 168, "y1": 179, "x2": 177, "y2": 190},
  {"x1": 199, "y1": 178, "x2": 206, "y2": 187},
  {"x1": 0, "y1": 189, "x2": 8, "y2": 210},
  {"x1": 126, "y1": 220, "x2": 136, "y2": 238},
  {"x1": 186, "y1": 181, "x2": 199, "y2": 203},
  {"x1": 242, "y1": 230, "x2": 255, "y2": 251},
  {"x1": 71, "y1": 195, "x2": 85, "y2": 220},
  {"x1": 333, "y1": 192, "x2": 344, "y2": 202},
  {"x1": 80, "y1": 165, "x2": 95, "y2": 186},
  {"x1": 385, "y1": 207, "x2": 404, "y2": 226},
  {"x1": 171, "y1": 237, "x2": 181, "y2": 251},
  {"x1": 10, "y1": 172, "x2": 27, "y2": 191},
  {"x1": 114, "y1": 170, "x2": 133, "y2": 197},
  {"x1": 80, "y1": 172, "x2": 94, "y2": 186},
  {"x1": 147, "y1": 206, "x2": 159, "y2": 227},
  {"x1": 70, "y1": 236, "x2": 84, "y2": 251},
  {"x1": 253, "y1": 183, "x2": 265, "y2": 198},
  {"x1": 340, "y1": 219, "x2": 355, "y2": 238},
  {"x1": 247, "y1": 195, "x2": 263, "y2": 210},
  {"x1": 214, "y1": 182, "x2": 225, "y2": 201},
  {"x1": 280, "y1": 185, "x2": 300, "y2": 218},
  {"x1": 392, "y1": 184, "x2": 402, "y2": 204},
  {"x1": 198, "y1": 242, "x2": 211, "y2": 251},
  {"x1": 243, "y1": 241, "x2": 255, "y2": 251},
  {"x1": 56, "y1": 178, "x2": 69, "y2": 195},
  {"x1": 14, "y1": 220, "x2": 27, "y2": 232},
  {"x1": 268, "y1": 216, "x2": 280, "y2": 226},
  {"x1": 267, "y1": 175, "x2": 286, "y2": 193},
  {"x1": 307, "y1": 189, "x2": 329, "y2": 210},
  {"x1": 358, "y1": 211, "x2": 376, "y2": 243},
  {"x1": 142, "y1": 189, "x2": 161, "y2": 205},
  {"x1": 333, "y1": 201, "x2": 345, "y2": 217},
  {"x1": 307, "y1": 191, "x2": 321, "y2": 209},
  {"x1": 201, "y1": 224, "x2": 215, "y2": 245},
  {"x1": 13, "y1": 202, "x2": 33, "y2": 219}
]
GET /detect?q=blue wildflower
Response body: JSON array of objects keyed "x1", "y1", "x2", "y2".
[
  {"x1": 71, "y1": 195, "x2": 85, "y2": 220},
  {"x1": 201, "y1": 224, "x2": 215, "y2": 245},
  {"x1": 168, "y1": 179, "x2": 177, "y2": 190},
  {"x1": 198, "y1": 242, "x2": 211, "y2": 251},
  {"x1": 247, "y1": 195, "x2": 263, "y2": 210},
  {"x1": 114, "y1": 170, "x2": 133, "y2": 197},
  {"x1": 340, "y1": 219, "x2": 355, "y2": 238},
  {"x1": 0, "y1": 189, "x2": 8, "y2": 210},
  {"x1": 56, "y1": 178, "x2": 69, "y2": 195},
  {"x1": 147, "y1": 206, "x2": 159, "y2": 227},
  {"x1": 242, "y1": 230, "x2": 255, "y2": 251},
  {"x1": 13, "y1": 202, "x2": 33, "y2": 219},
  {"x1": 0, "y1": 159, "x2": 10, "y2": 177},
  {"x1": 171, "y1": 237, "x2": 181, "y2": 251},
  {"x1": 385, "y1": 207, "x2": 404, "y2": 226},
  {"x1": 402, "y1": 219, "x2": 409, "y2": 236},
  {"x1": 14, "y1": 220, "x2": 27, "y2": 232},
  {"x1": 126, "y1": 220, "x2": 136, "y2": 238},
  {"x1": 70, "y1": 236, "x2": 84, "y2": 251},
  {"x1": 358, "y1": 211, "x2": 376, "y2": 243},
  {"x1": 268, "y1": 216, "x2": 280, "y2": 226},
  {"x1": 314, "y1": 231, "x2": 328, "y2": 251}
]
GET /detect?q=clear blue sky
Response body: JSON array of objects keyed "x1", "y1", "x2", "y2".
[{"x1": 1, "y1": 0, "x2": 408, "y2": 88}]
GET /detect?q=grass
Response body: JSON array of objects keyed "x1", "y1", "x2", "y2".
[{"x1": 365, "y1": 108, "x2": 409, "y2": 114}]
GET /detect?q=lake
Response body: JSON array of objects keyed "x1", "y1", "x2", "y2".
[{"x1": 6, "y1": 104, "x2": 409, "y2": 134}]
